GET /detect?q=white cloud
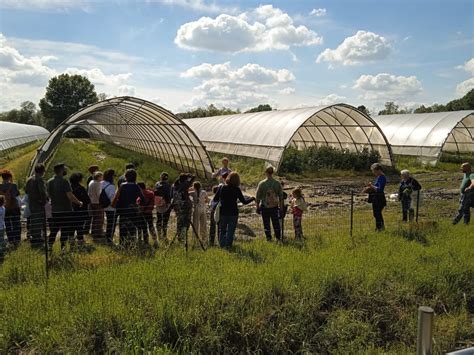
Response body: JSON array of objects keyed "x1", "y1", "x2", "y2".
[
  {"x1": 65, "y1": 68, "x2": 131, "y2": 86},
  {"x1": 456, "y1": 77, "x2": 474, "y2": 96},
  {"x1": 456, "y1": 58, "x2": 474, "y2": 75},
  {"x1": 117, "y1": 85, "x2": 136, "y2": 97},
  {"x1": 175, "y1": 4, "x2": 322, "y2": 52},
  {"x1": 180, "y1": 62, "x2": 295, "y2": 110},
  {"x1": 353, "y1": 73, "x2": 422, "y2": 100},
  {"x1": 316, "y1": 30, "x2": 391, "y2": 66},
  {"x1": 310, "y1": 8, "x2": 326, "y2": 17},
  {"x1": 315, "y1": 93, "x2": 346, "y2": 106},
  {"x1": 0, "y1": 0, "x2": 90, "y2": 12},
  {"x1": 151, "y1": 0, "x2": 238, "y2": 14}
]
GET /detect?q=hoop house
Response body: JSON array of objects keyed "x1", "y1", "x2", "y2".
[
  {"x1": 372, "y1": 111, "x2": 474, "y2": 164},
  {"x1": 0, "y1": 121, "x2": 49, "y2": 151},
  {"x1": 185, "y1": 104, "x2": 393, "y2": 169},
  {"x1": 28, "y1": 97, "x2": 214, "y2": 178}
]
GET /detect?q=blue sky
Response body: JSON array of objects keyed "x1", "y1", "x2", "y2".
[{"x1": 0, "y1": 0, "x2": 473, "y2": 113}]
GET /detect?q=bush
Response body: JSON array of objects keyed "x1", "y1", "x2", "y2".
[{"x1": 280, "y1": 146, "x2": 380, "y2": 174}]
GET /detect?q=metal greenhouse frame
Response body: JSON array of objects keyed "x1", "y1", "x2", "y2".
[
  {"x1": 372, "y1": 110, "x2": 474, "y2": 164},
  {"x1": 185, "y1": 104, "x2": 394, "y2": 170},
  {"x1": 28, "y1": 97, "x2": 214, "y2": 178},
  {"x1": 0, "y1": 121, "x2": 49, "y2": 152}
]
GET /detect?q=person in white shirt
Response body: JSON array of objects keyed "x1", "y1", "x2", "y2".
[
  {"x1": 190, "y1": 181, "x2": 209, "y2": 243},
  {"x1": 101, "y1": 169, "x2": 117, "y2": 244},
  {"x1": 88, "y1": 171, "x2": 104, "y2": 239}
]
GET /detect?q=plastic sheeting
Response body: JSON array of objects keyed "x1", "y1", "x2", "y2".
[
  {"x1": 185, "y1": 104, "x2": 393, "y2": 169},
  {"x1": 29, "y1": 97, "x2": 214, "y2": 179},
  {"x1": 0, "y1": 121, "x2": 49, "y2": 151},
  {"x1": 372, "y1": 111, "x2": 474, "y2": 164}
]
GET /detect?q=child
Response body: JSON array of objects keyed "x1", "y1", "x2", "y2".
[
  {"x1": 191, "y1": 181, "x2": 209, "y2": 243},
  {"x1": 290, "y1": 188, "x2": 308, "y2": 240},
  {"x1": 0, "y1": 196, "x2": 6, "y2": 261},
  {"x1": 398, "y1": 170, "x2": 422, "y2": 222}
]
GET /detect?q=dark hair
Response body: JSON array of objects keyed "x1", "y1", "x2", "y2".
[
  {"x1": 137, "y1": 182, "x2": 146, "y2": 189},
  {"x1": 193, "y1": 181, "x2": 201, "y2": 193},
  {"x1": 0, "y1": 195, "x2": 4, "y2": 207},
  {"x1": 34, "y1": 163, "x2": 45, "y2": 174},
  {"x1": 103, "y1": 169, "x2": 115, "y2": 183},
  {"x1": 1, "y1": 170, "x2": 13, "y2": 180},
  {"x1": 53, "y1": 163, "x2": 65, "y2": 174},
  {"x1": 88, "y1": 165, "x2": 99, "y2": 174},
  {"x1": 161, "y1": 172, "x2": 169, "y2": 180},
  {"x1": 292, "y1": 188, "x2": 303, "y2": 199},
  {"x1": 69, "y1": 172, "x2": 83, "y2": 185},
  {"x1": 265, "y1": 166, "x2": 274, "y2": 175},
  {"x1": 125, "y1": 169, "x2": 137, "y2": 183},
  {"x1": 226, "y1": 172, "x2": 240, "y2": 187},
  {"x1": 126, "y1": 163, "x2": 135, "y2": 170}
]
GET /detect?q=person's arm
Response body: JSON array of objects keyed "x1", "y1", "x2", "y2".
[
  {"x1": 67, "y1": 192, "x2": 83, "y2": 206},
  {"x1": 237, "y1": 188, "x2": 255, "y2": 205},
  {"x1": 39, "y1": 180, "x2": 48, "y2": 205},
  {"x1": 255, "y1": 182, "x2": 263, "y2": 211},
  {"x1": 412, "y1": 178, "x2": 422, "y2": 191},
  {"x1": 137, "y1": 187, "x2": 146, "y2": 206}
]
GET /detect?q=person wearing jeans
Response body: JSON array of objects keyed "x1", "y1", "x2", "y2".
[
  {"x1": 217, "y1": 172, "x2": 254, "y2": 249},
  {"x1": 365, "y1": 163, "x2": 387, "y2": 232},
  {"x1": 0, "y1": 170, "x2": 21, "y2": 246},
  {"x1": 256, "y1": 166, "x2": 283, "y2": 241},
  {"x1": 453, "y1": 162, "x2": 473, "y2": 225},
  {"x1": 155, "y1": 172, "x2": 172, "y2": 244}
]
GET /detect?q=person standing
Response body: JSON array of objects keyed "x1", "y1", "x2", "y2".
[
  {"x1": 212, "y1": 157, "x2": 232, "y2": 183},
  {"x1": 47, "y1": 163, "x2": 83, "y2": 251},
  {"x1": 117, "y1": 163, "x2": 135, "y2": 187},
  {"x1": 88, "y1": 171, "x2": 104, "y2": 240},
  {"x1": 452, "y1": 162, "x2": 473, "y2": 225},
  {"x1": 209, "y1": 172, "x2": 229, "y2": 246},
  {"x1": 290, "y1": 188, "x2": 308, "y2": 240},
  {"x1": 24, "y1": 164, "x2": 48, "y2": 247},
  {"x1": 137, "y1": 182, "x2": 156, "y2": 245},
  {"x1": 398, "y1": 170, "x2": 422, "y2": 222},
  {"x1": 101, "y1": 169, "x2": 117, "y2": 244},
  {"x1": 0, "y1": 170, "x2": 21, "y2": 246},
  {"x1": 365, "y1": 163, "x2": 387, "y2": 232},
  {"x1": 69, "y1": 172, "x2": 90, "y2": 247},
  {"x1": 86, "y1": 165, "x2": 99, "y2": 188},
  {"x1": 256, "y1": 166, "x2": 284, "y2": 242},
  {"x1": 154, "y1": 172, "x2": 173, "y2": 245},
  {"x1": 190, "y1": 181, "x2": 209, "y2": 244},
  {"x1": 173, "y1": 173, "x2": 195, "y2": 243},
  {"x1": 0, "y1": 196, "x2": 6, "y2": 261},
  {"x1": 218, "y1": 172, "x2": 254, "y2": 249}
]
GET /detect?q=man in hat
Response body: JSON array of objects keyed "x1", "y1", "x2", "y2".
[{"x1": 47, "y1": 163, "x2": 83, "y2": 251}]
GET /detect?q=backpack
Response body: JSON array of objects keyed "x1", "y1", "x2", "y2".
[
  {"x1": 0, "y1": 184, "x2": 19, "y2": 211},
  {"x1": 99, "y1": 183, "x2": 112, "y2": 209},
  {"x1": 265, "y1": 186, "x2": 280, "y2": 208}
]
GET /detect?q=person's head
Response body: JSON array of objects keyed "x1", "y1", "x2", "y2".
[
  {"x1": 125, "y1": 163, "x2": 135, "y2": 171},
  {"x1": 193, "y1": 181, "x2": 201, "y2": 192},
  {"x1": 461, "y1": 162, "x2": 471, "y2": 173},
  {"x1": 265, "y1": 166, "x2": 275, "y2": 178},
  {"x1": 292, "y1": 188, "x2": 303, "y2": 199},
  {"x1": 93, "y1": 171, "x2": 103, "y2": 181},
  {"x1": 53, "y1": 163, "x2": 67, "y2": 177},
  {"x1": 226, "y1": 172, "x2": 240, "y2": 187},
  {"x1": 34, "y1": 163, "x2": 46, "y2": 177},
  {"x1": 125, "y1": 169, "x2": 137, "y2": 183},
  {"x1": 222, "y1": 157, "x2": 229, "y2": 167},
  {"x1": 370, "y1": 163, "x2": 384, "y2": 176},
  {"x1": 69, "y1": 172, "x2": 83, "y2": 185},
  {"x1": 0, "y1": 195, "x2": 5, "y2": 207},
  {"x1": 160, "y1": 172, "x2": 169, "y2": 182},
  {"x1": 103, "y1": 169, "x2": 115, "y2": 183},
  {"x1": 400, "y1": 169, "x2": 410, "y2": 181},
  {"x1": 88, "y1": 165, "x2": 99, "y2": 175},
  {"x1": 1, "y1": 170, "x2": 13, "y2": 182},
  {"x1": 137, "y1": 182, "x2": 146, "y2": 190}
]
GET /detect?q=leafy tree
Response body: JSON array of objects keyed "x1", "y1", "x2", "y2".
[
  {"x1": 177, "y1": 104, "x2": 239, "y2": 119},
  {"x1": 39, "y1": 74, "x2": 98, "y2": 130},
  {"x1": 413, "y1": 89, "x2": 474, "y2": 113},
  {"x1": 357, "y1": 105, "x2": 370, "y2": 115},
  {"x1": 378, "y1": 102, "x2": 411, "y2": 115},
  {"x1": 0, "y1": 101, "x2": 44, "y2": 126},
  {"x1": 245, "y1": 104, "x2": 272, "y2": 113}
]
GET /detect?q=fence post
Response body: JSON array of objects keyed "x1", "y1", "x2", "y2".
[
  {"x1": 350, "y1": 191, "x2": 354, "y2": 238},
  {"x1": 417, "y1": 306, "x2": 434, "y2": 355},
  {"x1": 415, "y1": 189, "x2": 421, "y2": 222}
]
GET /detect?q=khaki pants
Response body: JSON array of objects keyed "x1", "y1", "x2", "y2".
[{"x1": 193, "y1": 206, "x2": 208, "y2": 243}]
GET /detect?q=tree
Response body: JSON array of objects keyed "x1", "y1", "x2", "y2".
[
  {"x1": 357, "y1": 105, "x2": 370, "y2": 115},
  {"x1": 177, "y1": 104, "x2": 239, "y2": 119},
  {"x1": 0, "y1": 101, "x2": 44, "y2": 126},
  {"x1": 378, "y1": 102, "x2": 411, "y2": 115},
  {"x1": 245, "y1": 104, "x2": 272, "y2": 113},
  {"x1": 98, "y1": 93, "x2": 108, "y2": 101},
  {"x1": 39, "y1": 74, "x2": 98, "y2": 130},
  {"x1": 413, "y1": 89, "x2": 474, "y2": 113}
]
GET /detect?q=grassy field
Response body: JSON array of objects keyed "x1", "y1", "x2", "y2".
[{"x1": 1, "y1": 139, "x2": 473, "y2": 353}]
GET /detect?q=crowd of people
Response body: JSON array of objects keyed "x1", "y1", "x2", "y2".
[{"x1": 0, "y1": 158, "x2": 472, "y2": 258}]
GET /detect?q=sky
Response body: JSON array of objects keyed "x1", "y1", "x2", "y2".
[{"x1": 0, "y1": 0, "x2": 473, "y2": 113}]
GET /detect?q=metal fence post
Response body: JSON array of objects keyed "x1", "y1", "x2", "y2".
[
  {"x1": 350, "y1": 191, "x2": 354, "y2": 238},
  {"x1": 417, "y1": 306, "x2": 434, "y2": 355},
  {"x1": 415, "y1": 189, "x2": 421, "y2": 223}
]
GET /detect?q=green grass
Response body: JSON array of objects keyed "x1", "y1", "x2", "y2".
[
  {"x1": 0, "y1": 218, "x2": 472, "y2": 353},
  {"x1": 47, "y1": 139, "x2": 180, "y2": 188},
  {"x1": 2, "y1": 142, "x2": 42, "y2": 190}
]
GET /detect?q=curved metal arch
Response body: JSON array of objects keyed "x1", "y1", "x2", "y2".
[{"x1": 28, "y1": 96, "x2": 215, "y2": 179}]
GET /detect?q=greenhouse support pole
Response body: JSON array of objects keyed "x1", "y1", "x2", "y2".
[
  {"x1": 416, "y1": 306, "x2": 434, "y2": 355},
  {"x1": 416, "y1": 190, "x2": 421, "y2": 223}
]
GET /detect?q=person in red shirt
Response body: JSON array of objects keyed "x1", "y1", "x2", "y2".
[{"x1": 137, "y1": 182, "x2": 157, "y2": 245}]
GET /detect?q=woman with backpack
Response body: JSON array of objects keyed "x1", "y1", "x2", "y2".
[
  {"x1": 70, "y1": 172, "x2": 91, "y2": 247},
  {"x1": 101, "y1": 169, "x2": 117, "y2": 245},
  {"x1": 0, "y1": 170, "x2": 21, "y2": 246},
  {"x1": 154, "y1": 172, "x2": 173, "y2": 244}
]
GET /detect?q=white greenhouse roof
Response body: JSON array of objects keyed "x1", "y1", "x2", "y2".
[
  {"x1": 185, "y1": 104, "x2": 393, "y2": 169},
  {"x1": 0, "y1": 121, "x2": 49, "y2": 151},
  {"x1": 372, "y1": 110, "x2": 474, "y2": 162}
]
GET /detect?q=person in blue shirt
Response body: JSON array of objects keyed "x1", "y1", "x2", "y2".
[{"x1": 365, "y1": 163, "x2": 387, "y2": 231}]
